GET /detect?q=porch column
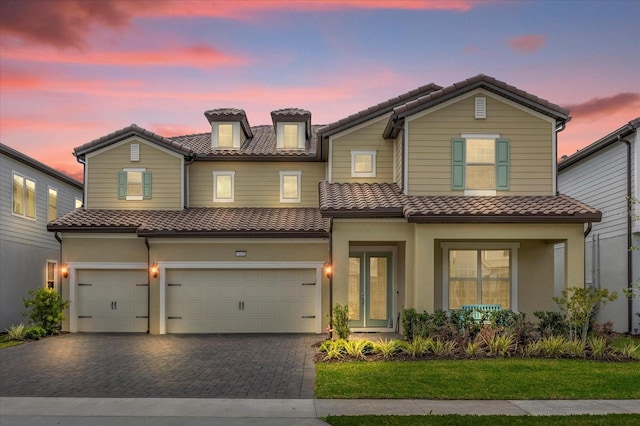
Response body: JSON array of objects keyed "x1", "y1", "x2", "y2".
[{"x1": 414, "y1": 226, "x2": 434, "y2": 312}]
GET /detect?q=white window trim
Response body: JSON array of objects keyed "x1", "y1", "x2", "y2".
[
  {"x1": 123, "y1": 168, "x2": 145, "y2": 201},
  {"x1": 351, "y1": 150, "x2": 377, "y2": 178},
  {"x1": 460, "y1": 133, "x2": 501, "y2": 196},
  {"x1": 276, "y1": 122, "x2": 305, "y2": 149},
  {"x1": 212, "y1": 122, "x2": 240, "y2": 149},
  {"x1": 213, "y1": 171, "x2": 235, "y2": 203},
  {"x1": 11, "y1": 171, "x2": 37, "y2": 221},
  {"x1": 46, "y1": 259, "x2": 57, "y2": 290},
  {"x1": 279, "y1": 170, "x2": 302, "y2": 203},
  {"x1": 441, "y1": 242, "x2": 519, "y2": 312},
  {"x1": 47, "y1": 185, "x2": 58, "y2": 221}
]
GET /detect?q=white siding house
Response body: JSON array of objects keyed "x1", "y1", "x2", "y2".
[
  {"x1": 557, "y1": 118, "x2": 640, "y2": 334},
  {"x1": 0, "y1": 144, "x2": 83, "y2": 330}
]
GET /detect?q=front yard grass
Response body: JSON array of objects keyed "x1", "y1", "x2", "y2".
[
  {"x1": 323, "y1": 414, "x2": 640, "y2": 426},
  {"x1": 315, "y1": 358, "x2": 640, "y2": 399},
  {"x1": 0, "y1": 339, "x2": 24, "y2": 349}
]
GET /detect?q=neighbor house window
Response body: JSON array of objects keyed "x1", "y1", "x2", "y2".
[
  {"x1": 442, "y1": 243, "x2": 519, "y2": 311},
  {"x1": 46, "y1": 261, "x2": 56, "y2": 289},
  {"x1": 12, "y1": 173, "x2": 36, "y2": 219},
  {"x1": 212, "y1": 123, "x2": 240, "y2": 149},
  {"x1": 118, "y1": 169, "x2": 151, "y2": 200},
  {"x1": 351, "y1": 150, "x2": 377, "y2": 177},
  {"x1": 279, "y1": 171, "x2": 301, "y2": 203},
  {"x1": 75, "y1": 197, "x2": 83, "y2": 209},
  {"x1": 276, "y1": 123, "x2": 304, "y2": 149},
  {"x1": 451, "y1": 135, "x2": 509, "y2": 194},
  {"x1": 213, "y1": 171, "x2": 235, "y2": 202},
  {"x1": 48, "y1": 187, "x2": 58, "y2": 220}
]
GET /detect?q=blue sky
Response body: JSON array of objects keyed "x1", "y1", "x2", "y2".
[{"x1": 1, "y1": 0, "x2": 638, "y2": 180}]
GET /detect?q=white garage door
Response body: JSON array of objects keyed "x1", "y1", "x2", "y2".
[
  {"x1": 77, "y1": 269, "x2": 148, "y2": 332},
  {"x1": 166, "y1": 269, "x2": 317, "y2": 333}
]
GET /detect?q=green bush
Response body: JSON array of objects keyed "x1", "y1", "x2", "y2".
[
  {"x1": 534, "y1": 310, "x2": 568, "y2": 338},
  {"x1": 25, "y1": 325, "x2": 47, "y2": 340},
  {"x1": 23, "y1": 288, "x2": 69, "y2": 335},
  {"x1": 5, "y1": 323, "x2": 27, "y2": 341},
  {"x1": 330, "y1": 304, "x2": 351, "y2": 340}
]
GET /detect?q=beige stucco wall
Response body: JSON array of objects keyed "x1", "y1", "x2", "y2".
[
  {"x1": 85, "y1": 137, "x2": 183, "y2": 210},
  {"x1": 188, "y1": 161, "x2": 325, "y2": 208},
  {"x1": 330, "y1": 116, "x2": 394, "y2": 183},
  {"x1": 406, "y1": 89, "x2": 555, "y2": 196},
  {"x1": 330, "y1": 220, "x2": 585, "y2": 323}
]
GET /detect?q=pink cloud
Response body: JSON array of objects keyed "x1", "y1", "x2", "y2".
[
  {"x1": 508, "y1": 35, "x2": 546, "y2": 53},
  {"x1": 563, "y1": 92, "x2": 640, "y2": 119}
]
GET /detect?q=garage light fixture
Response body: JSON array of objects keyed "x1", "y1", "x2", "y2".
[
  {"x1": 324, "y1": 263, "x2": 332, "y2": 278},
  {"x1": 150, "y1": 263, "x2": 159, "y2": 278},
  {"x1": 60, "y1": 264, "x2": 69, "y2": 279}
]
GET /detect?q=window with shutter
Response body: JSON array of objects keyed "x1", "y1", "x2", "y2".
[
  {"x1": 118, "y1": 169, "x2": 151, "y2": 200},
  {"x1": 451, "y1": 136, "x2": 509, "y2": 194}
]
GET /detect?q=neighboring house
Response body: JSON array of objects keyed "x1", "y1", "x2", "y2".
[
  {"x1": 557, "y1": 118, "x2": 640, "y2": 334},
  {"x1": 48, "y1": 75, "x2": 599, "y2": 334},
  {"x1": 0, "y1": 143, "x2": 83, "y2": 330}
]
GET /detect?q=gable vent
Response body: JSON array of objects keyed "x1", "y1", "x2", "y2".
[
  {"x1": 130, "y1": 144, "x2": 140, "y2": 161},
  {"x1": 475, "y1": 97, "x2": 486, "y2": 119}
]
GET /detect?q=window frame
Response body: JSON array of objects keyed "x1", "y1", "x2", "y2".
[
  {"x1": 212, "y1": 122, "x2": 240, "y2": 149},
  {"x1": 350, "y1": 150, "x2": 377, "y2": 178},
  {"x1": 279, "y1": 170, "x2": 302, "y2": 203},
  {"x1": 276, "y1": 122, "x2": 305, "y2": 150},
  {"x1": 12, "y1": 172, "x2": 36, "y2": 220},
  {"x1": 441, "y1": 242, "x2": 519, "y2": 312},
  {"x1": 118, "y1": 168, "x2": 151, "y2": 201},
  {"x1": 451, "y1": 134, "x2": 509, "y2": 195},
  {"x1": 213, "y1": 171, "x2": 235, "y2": 203},
  {"x1": 47, "y1": 186, "x2": 58, "y2": 221},
  {"x1": 46, "y1": 260, "x2": 57, "y2": 290}
]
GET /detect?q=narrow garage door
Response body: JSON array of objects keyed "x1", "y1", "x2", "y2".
[
  {"x1": 166, "y1": 269, "x2": 317, "y2": 333},
  {"x1": 77, "y1": 269, "x2": 148, "y2": 332}
]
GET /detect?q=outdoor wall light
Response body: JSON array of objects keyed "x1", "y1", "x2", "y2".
[
  {"x1": 60, "y1": 264, "x2": 69, "y2": 279},
  {"x1": 150, "y1": 263, "x2": 159, "y2": 278},
  {"x1": 324, "y1": 263, "x2": 333, "y2": 279}
]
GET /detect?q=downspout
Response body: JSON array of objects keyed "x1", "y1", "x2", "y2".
[
  {"x1": 184, "y1": 153, "x2": 196, "y2": 209},
  {"x1": 328, "y1": 217, "x2": 333, "y2": 339},
  {"x1": 145, "y1": 237, "x2": 151, "y2": 334},
  {"x1": 555, "y1": 120, "x2": 567, "y2": 196},
  {"x1": 584, "y1": 221, "x2": 593, "y2": 238},
  {"x1": 618, "y1": 134, "x2": 633, "y2": 333},
  {"x1": 54, "y1": 232, "x2": 63, "y2": 296}
]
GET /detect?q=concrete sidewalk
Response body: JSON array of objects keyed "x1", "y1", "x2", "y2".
[{"x1": 1, "y1": 397, "x2": 639, "y2": 425}]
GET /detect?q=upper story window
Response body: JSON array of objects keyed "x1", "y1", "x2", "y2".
[
  {"x1": 118, "y1": 168, "x2": 152, "y2": 201},
  {"x1": 213, "y1": 171, "x2": 235, "y2": 203},
  {"x1": 351, "y1": 150, "x2": 377, "y2": 178},
  {"x1": 277, "y1": 122, "x2": 305, "y2": 149},
  {"x1": 280, "y1": 171, "x2": 301, "y2": 203},
  {"x1": 451, "y1": 135, "x2": 509, "y2": 195},
  {"x1": 212, "y1": 122, "x2": 240, "y2": 149},
  {"x1": 48, "y1": 187, "x2": 58, "y2": 220},
  {"x1": 12, "y1": 172, "x2": 36, "y2": 219}
]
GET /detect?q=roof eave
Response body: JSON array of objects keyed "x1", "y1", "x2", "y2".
[
  {"x1": 319, "y1": 209, "x2": 405, "y2": 219},
  {"x1": 138, "y1": 230, "x2": 330, "y2": 238},
  {"x1": 406, "y1": 214, "x2": 602, "y2": 224}
]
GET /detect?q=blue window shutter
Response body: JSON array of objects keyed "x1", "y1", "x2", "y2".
[
  {"x1": 143, "y1": 172, "x2": 152, "y2": 199},
  {"x1": 496, "y1": 138, "x2": 510, "y2": 190},
  {"x1": 451, "y1": 138, "x2": 465, "y2": 190},
  {"x1": 117, "y1": 171, "x2": 126, "y2": 199}
]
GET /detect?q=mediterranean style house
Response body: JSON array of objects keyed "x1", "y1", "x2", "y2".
[
  {"x1": 48, "y1": 74, "x2": 600, "y2": 334},
  {"x1": 1, "y1": 143, "x2": 83, "y2": 330},
  {"x1": 557, "y1": 118, "x2": 640, "y2": 334}
]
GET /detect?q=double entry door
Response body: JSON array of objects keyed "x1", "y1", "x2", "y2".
[{"x1": 348, "y1": 251, "x2": 392, "y2": 328}]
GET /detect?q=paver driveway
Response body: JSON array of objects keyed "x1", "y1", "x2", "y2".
[{"x1": 0, "y1": 333, "x2": 319, "y2": 398}]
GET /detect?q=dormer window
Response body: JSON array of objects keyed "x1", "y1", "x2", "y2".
[
  {"x1": 277, "y1": 122, "x2": 305, "y2": 149},
  {"x1": 212, "y1": 122, "x2": 240, "y2": 149}
]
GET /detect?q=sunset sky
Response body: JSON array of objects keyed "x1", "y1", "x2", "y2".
[{"x1": 1, "y1": 0, "x2": 639, "y2": 182}]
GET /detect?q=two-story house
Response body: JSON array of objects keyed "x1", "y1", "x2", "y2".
[
  {"x1": 48, "y1": 75, "x2": 599, "y2": 334},
  {"x1": 557, "y1": 118, "x2": 640, "y2": 334},
  {"x1": 1, "y1": 143, "x2": 83, "y2": 330}
]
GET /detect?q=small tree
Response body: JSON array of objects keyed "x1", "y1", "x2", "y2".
[
  {"x1": 329, "y1": 304, "x2": 351, "y2": 340},
  {"x1": 553, "y1": 286, "x2": 617, "y2": 344},
  {"x1": 23, "y1": 288, "x2": 69, "y2": 335}
]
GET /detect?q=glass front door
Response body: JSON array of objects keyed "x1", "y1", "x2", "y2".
[{"x1": 348, "y1": 252, "x2": 392, "y2": 328}]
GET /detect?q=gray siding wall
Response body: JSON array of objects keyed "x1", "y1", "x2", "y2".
[{"x1": 0, "y1": 153, "x2": 83, "y2": 329}]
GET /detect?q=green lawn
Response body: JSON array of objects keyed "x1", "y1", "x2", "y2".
[
  {"x1": 316, "y1": 359, "x2": 640, "y2": 399},
  {"x1": 0, "y1": 340, "x2": 24, "y2": 349},
  {"x1": 323, "y1": 414, "x2": 640, "y2": 426}
]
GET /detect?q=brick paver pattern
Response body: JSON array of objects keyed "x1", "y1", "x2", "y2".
[{"x1": 0, "y1": 333, "x2": 319, "y2": 398}]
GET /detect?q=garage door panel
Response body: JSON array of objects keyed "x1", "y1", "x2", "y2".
[{"x1": 166, "y1": 268, "x2": 317, "y2": 333}]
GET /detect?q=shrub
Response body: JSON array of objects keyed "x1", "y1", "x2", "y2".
[
  {"x1": 590, "y1": 321, "x2": 616, "y2": 344},
  {"x1": 373, "y1": 339, "x2": 401, "y2": 359},
  {"x1": 553, "y1": 286, "x2": 617, "y2": 344},
  {"x1": 343, "y1": 339, "x2": 373, "y2": 359},
  {"x1": 564, "y1": 339, "x2": 587, "y2": 358},
  {"x1": 537, "y1": 336, "x2": 568, "y2": 358},
  {"x1": 464, "y1": 340, "x2": 483, "y2": 357},
  {"x1": 5, "y1": 323, "x2": 27, "y2": 341},
  {"x1": 430, "y1": 339, "x2": 458, "y2": 357},
  {"x1": 25, "y1": 325, "x2": 47, "y2": 340},
  {"x1": 534, "y1": 310, "x2": 568, "y2": 338},
  {"x1": 616, "y1": 341, "x2": 640, "y2": 360},
  {"x1": 329, "y1": 304, "x2": 350, "y2": 340},
  {"x1": 23, "y1": 288, "x2": 69, "y2": 335},
  {"x1": 401, "y1": 337, "x2": 432, "y2": 358},
  {"x1": 587, "y1": 336, "x2": 608, "y2": 360},
  {"x1": 319, "y1": 339, "x2": 346, "y2": 361}
]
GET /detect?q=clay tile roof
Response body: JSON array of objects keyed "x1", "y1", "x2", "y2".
[
  {"x1": 204, "y1": 108, "x2": 253, "y2": 139},
  {"x1": 74, "y1": 124, "x2": 195, "y2": 158},
  {"x1": 404, "y1": 194, "x2": 601, "y2": 223},
  {"x1": 270, "y1": 108, "x2": 311, "y2": 121},
  {"x1": 48, "y1": 208, "x2": 330, "y2": 237},
  {"x1": 318, "y1": 182, "x2": 600, "y2": 223},
  {"x1": 318, "y1": 181, "x2": 407, "y2": 217}
]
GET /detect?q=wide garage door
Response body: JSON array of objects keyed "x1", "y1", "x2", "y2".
[
  {"x1": 166, "y1": 269, "x2": 317, "y2": 333},
  {"x1": 77, "y1": 269, "x2": 148, "y2": 332}
]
